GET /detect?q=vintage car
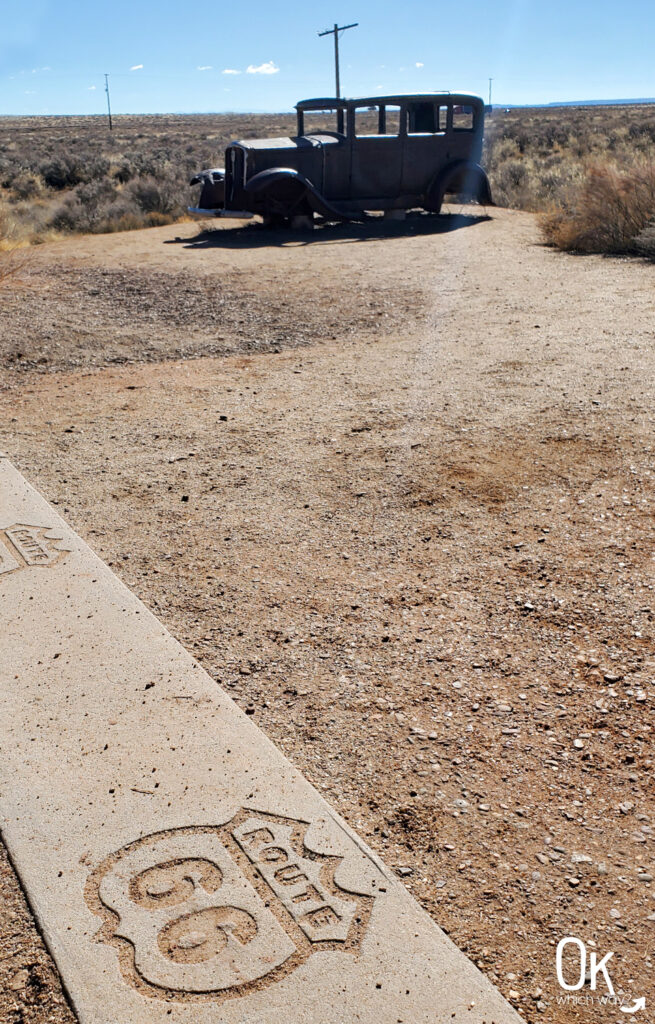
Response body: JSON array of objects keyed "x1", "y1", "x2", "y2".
[{"x1": 189, "y1": 93, "x2": 492, "y2": 226}]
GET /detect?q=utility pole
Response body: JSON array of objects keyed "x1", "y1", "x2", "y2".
[
  {"x1": 488, "y1": 77, "x2": 493, "y2": 108},
  {"x1": 104, "y1": 73, "x2": 113, "y2": 131},
  {"x1": 318, "y1": 22, "x2": 358, "y2": 99}
]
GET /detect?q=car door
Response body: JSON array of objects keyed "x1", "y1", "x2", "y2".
[
  {"x1": 401, "y1": 100, "x2": 450, "y2": 197},
  {"x1": 347, "y1": 104, "x2": 403, "y2": 203}
]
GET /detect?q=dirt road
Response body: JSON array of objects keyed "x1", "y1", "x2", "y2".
[{"x1": 1, "y1": 209, "x2": 653, "y2": 1023}]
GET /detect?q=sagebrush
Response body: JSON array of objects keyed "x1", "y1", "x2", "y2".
[{"x1": 2, "y1": 106, "x2": 655, "y2": 255}]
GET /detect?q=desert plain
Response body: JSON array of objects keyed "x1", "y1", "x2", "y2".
[{"x1": 0, "y1": 111, "x2": 654, "y2": 1024}]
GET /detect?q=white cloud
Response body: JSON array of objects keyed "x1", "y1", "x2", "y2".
[
  {"x1": 130, "y1": 64, "x2": 144, "y2": 71},
  {"x1": 222, "y1": 68, "x2": 241, "y2": 75},
  {"x1": 25, "y1": 90, "x2": 36, "y2": 95},
  {"x1": 246, "y1": 61, "x2": 279, "y2": 75},
  {"x1": 197, "y1": 65, "x2": 212, "y2": 71},
  {"x1": 415, "y1": 61, "x2": 424, "y2": 68},
  {"x1": 88, "y1": 85, "x2": 97, "y2": 91}
]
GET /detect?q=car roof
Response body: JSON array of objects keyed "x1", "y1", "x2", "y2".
[{"x1": 296, "y1": 93, "x2": 483, "y2": 111}]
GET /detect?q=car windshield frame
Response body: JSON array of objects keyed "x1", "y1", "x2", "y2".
[{"x1": 296, "y1": 94, "x2": 484, "y2": 141}]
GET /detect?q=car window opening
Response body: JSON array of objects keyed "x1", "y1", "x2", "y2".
[
  {"x1": 301, "y1": 109, "x2": 344, "y2": 137},
  {"x1": 408, "y1": 102, "x2": 439, "y2": 134},
  {"x1": 355, "y1": 104, "x2": 402, "y2": 138}
]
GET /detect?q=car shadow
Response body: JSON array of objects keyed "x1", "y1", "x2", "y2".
[{"x1": 165, "y1": 210, "x2": 492, "y2": 250}]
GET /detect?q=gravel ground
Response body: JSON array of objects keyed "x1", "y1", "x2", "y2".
[{"x1": 0, "y1": 210, "x2": 654, "y2": 1024}]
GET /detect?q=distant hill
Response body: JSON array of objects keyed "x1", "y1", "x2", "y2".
[{"x1": 496, "y1": 98, "x2": 655, "y2": 109}]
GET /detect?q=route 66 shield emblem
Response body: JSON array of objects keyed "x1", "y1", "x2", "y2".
[{"x1": 86, "y1": 810, "x2": 374, "y2": 1003}]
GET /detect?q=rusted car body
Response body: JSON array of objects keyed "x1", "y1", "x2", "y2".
[{"x1": 190, "y1": 93, "x2": 492, "y2": 224}]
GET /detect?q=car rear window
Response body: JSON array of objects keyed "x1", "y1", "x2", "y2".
[{"x1": 453, "y1": 105, "x2": 474, "y2": 131}]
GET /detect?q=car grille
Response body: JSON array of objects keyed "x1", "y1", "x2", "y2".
[{"x1": 226, "y1": 146, "x2": 245, "y2": 205}]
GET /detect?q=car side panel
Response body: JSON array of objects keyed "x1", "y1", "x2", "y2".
[
  {"x1": 401, "y1": 130, "x2": 482, "y2": 197},
  {"x1": 347, "y1": 137, "x2": 403, "y2": 201}
]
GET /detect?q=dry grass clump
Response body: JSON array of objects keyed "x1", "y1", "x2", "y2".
[
  {"x1": 0, "y1": 206, "x2": 31, "y2": 285},
  {"x1": 539, "y1": 161, "x2": 655, "y2": 255}
]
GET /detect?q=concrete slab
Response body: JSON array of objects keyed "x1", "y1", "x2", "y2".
[{"x1": 0, "y1": 455, "x2": 521, "y2": 1024}]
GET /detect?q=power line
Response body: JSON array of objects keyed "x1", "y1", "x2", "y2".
[{"x1": 318, "y1": 22, "x2": 358, "y2": 99}]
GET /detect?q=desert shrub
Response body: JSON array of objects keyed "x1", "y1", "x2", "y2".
[
  {"x1": 39, "y1": 153, "x2": 86, "y2": 189},
  {"x1": 10, "y1": 170, "x2": 45, "y2": 200},
  {"x1": 540, "y1": 161, "x2": 655, "y2": 253},
  {"x1": 634, "y1": 220, "x2": 655, "y2": 258},
  {"x1": 127, "y1": 172, "x2": 185, "y2": 217},
  {"x1": 48, "y1": 179, "x2": 120, "y2": 233},
  {"x1": 4, "y1": 105, "x2": 655, "y2": 245},
  {"x1": 112, "y1": 159, "x2": 137, "y2": 184},
  {"x1": 39, "y1": 152, "x2": 110, "y2": 189}
]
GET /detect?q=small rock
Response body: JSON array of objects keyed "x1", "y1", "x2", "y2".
[
  {"x1": 573, "y1": 739, "x2": 584, "y2": 749},
  {"x1": 9, "y1": 969, "x2": 29, "y2": 991},
  {"x1": 566, "y1": 876, "x2": 580, "y2": 887}
]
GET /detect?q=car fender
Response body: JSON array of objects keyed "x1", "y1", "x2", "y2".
[
  {"x1": 427, "y1": 160, "x2": 493, "y2": 210},
  {"x1": 244, "y1": 168, "x2": 356, "y2": 221},
  {"x1": 189, "y1": 167, "x2": 225, "y2": 186},
  {"x1": 190, "y1": 168, "x2": 226, "y2": 211}
]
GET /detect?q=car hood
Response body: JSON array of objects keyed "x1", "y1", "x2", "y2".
[{"x1": 234, "y1": 134, "x2": 342, "y2": 150}]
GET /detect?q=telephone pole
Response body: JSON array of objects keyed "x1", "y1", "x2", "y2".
[
  {"x1": 488, "y1": 77, "x2": 493, "y2": 107},
  {"x1": 104, "y1": 74, "x2": 113, "y2": 131},
  {"x1": 318, "y1": 22, "x2": 358, "y2": 99}
]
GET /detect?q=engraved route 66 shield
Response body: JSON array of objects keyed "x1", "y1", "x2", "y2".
[{"x1": 86, "y1": 811, "x2": 374, "y2": 1003}]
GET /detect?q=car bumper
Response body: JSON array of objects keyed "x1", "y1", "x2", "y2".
[{"x1": 187, "y1": 207, "x2": 255, "y2": 219}]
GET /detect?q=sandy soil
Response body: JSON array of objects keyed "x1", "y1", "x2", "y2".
[{"x1": 0, "y1": 209, "x2": 653, "y2": 1024}]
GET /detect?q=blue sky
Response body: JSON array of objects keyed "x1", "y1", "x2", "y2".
[{"x1": 3, "y1": 0, "x2": 655, "y2": 115}]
